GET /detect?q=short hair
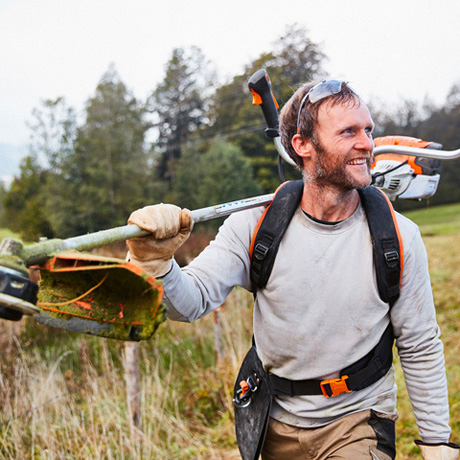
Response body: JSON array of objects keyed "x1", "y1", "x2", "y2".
[{"x1": 279, "y1": 81, "x2": 360, "y2": 168}]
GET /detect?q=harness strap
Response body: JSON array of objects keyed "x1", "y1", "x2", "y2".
[
  {"x1": 249, "y1": 182, "x2": 402, "y2": 398},
  {"x1": 267, "y1": 323, "x2": 394, "y2": 398},
  {"x1": 250, "y1": 180, "x2": 303, "y2": 289},
  {"x1": 358, "y1": 187, "x2": 403, "y2": 305}
]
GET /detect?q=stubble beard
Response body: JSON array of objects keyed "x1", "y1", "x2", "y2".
[{"x1": 308, "y1": 137, "x2": 373, "y2": 192}]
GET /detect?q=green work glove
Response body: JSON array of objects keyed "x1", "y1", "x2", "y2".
[
  {"x1": 126, "y1": 204, "x2": 193, "y2": 278},
  {"x1": 415, "y1": 440, "x2": 460, "y2": 460}
]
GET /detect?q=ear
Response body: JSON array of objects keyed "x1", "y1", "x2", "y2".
[{"x1": 291, "y1": 134, "x2": 314, "y2": 160}]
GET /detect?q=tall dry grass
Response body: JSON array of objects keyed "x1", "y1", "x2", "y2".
[{"x1": 0, "y1": 288, "x2": 253, "y2": 460}]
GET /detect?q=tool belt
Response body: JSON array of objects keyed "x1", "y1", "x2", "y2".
[{"x1": 233, "y1": 325, "x2": 394, "y2": 460}]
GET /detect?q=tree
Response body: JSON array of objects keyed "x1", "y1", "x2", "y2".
[
  {"x1": 209, "y1": 24, "x2": 326, "y2": 192},
  {"x1": 148, "y1": 47, "x2": 215, "y2": 185},
  {"x1": 195, "y1": 138, "x2": 261, "y2": 208},
  {"x1": 24, "y1": 97, "x2": 80, "y2": 237},
  {"x1": 3, "y1": 155, "x2": 53, "y2": 241},
  {"x1": 27, "y1": 97, "x2": 77, "y2": 173},
  {"x1": 0, "y1": 181, "x2": 7, "y2": 227},
  {"x1": 173, "y1": 144, "x2": 206, "y2": 210},
  {"x1": 173, "y1": 138, "x2": 261, "y2": 230},
  {"x1": 39, "y1": 65, "x2": 155, "y2": 237},
  {"x1": 70, "y1": 65, "x2": 153, "y2": 234}
]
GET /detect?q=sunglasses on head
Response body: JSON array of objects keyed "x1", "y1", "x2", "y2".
[{"x1": 296, "y1": 79, "x2": 344, "y2": 133}]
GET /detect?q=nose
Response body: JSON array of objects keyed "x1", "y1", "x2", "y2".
[{"x1": 354, "y1": 130, "x2": 374, "y2": 152}]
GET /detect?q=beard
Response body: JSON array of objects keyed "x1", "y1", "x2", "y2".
[{"x1": 308, "y1": 137, "x2": 373, "y2": 191}]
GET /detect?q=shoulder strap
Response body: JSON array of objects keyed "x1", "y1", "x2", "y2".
[
  {"x1": 249, "y1": 183, "x2": 403, "y2": 305},
  {"x1": 358, "y1": 187, "x2": 403, "y2": 305},
  {"x1": 250, "y1": 180, "x2": 303, "y2": 289}
]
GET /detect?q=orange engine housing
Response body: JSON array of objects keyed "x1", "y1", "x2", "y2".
[{"x1": 373, "y1": 136, "x2": 442, "y2": 176}]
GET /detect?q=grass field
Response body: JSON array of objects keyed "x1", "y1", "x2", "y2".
[
  {"x1": 0, "y1": 228, "x2": 19, "y2": 240},
  {"x1": 0, "y1": 203, "x2": 459, "y2": 459}
]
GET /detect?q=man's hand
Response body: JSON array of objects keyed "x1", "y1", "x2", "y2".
[
  {"x1": 415, "y1": 441, "x2": 460, "y2": 460},
  {"x1": 126, "y1": 204, "x2": 193, "y2": 278}
]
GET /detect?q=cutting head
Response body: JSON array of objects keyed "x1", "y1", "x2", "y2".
[{"x1": 35, "y1": 251, "x2": 166, "y2": 341}]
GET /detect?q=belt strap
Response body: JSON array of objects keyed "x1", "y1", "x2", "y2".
[{"x1": 268, "y1": 324, "x2": 394, "y2": 399}]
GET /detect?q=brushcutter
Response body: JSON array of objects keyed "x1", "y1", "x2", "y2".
[
  {"x1": 248, "y1": 69, "x2": 460, "y2": 200},
  {"x1": 0, "y1": 194, "x2": 273, "y2": 339}
]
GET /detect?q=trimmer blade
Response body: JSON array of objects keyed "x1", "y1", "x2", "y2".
[{"x1": 36, "y1": 251, "x2": 166, "y2": 341}]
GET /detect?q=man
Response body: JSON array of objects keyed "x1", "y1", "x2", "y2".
[{"x1": 127, "y1": 80, "x2": 458, "y2": 459}]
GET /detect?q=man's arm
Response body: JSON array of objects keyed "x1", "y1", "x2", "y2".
[
  {"x1": 127, "y1": 203, "x2": 259, "y2": 323},
  {"x1": 161, "y1": 209, "x2": 258, "y2": 322},
  {"x1": 391, "y1": 221, "x2": 451, "y2": 443}
]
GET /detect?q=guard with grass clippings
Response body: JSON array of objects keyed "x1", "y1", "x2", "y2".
[{"x1": 126, "y1": 75, "x2": 459, "y2": 460}]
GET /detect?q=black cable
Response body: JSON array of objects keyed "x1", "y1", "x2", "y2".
[
  {"x1": 277, "y1": 155, "x2": 286, "y2": 182},
  {"x1": 371, "y1": 160, "x2": 409, "y2": 184}
]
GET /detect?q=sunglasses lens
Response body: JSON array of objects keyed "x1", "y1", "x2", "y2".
[
  {"x1": 296, "y1": 80, "x2": 344, "y2": 133},
  {"x1": 308, "y1": 80, "x2": 343, "y2": 103}
]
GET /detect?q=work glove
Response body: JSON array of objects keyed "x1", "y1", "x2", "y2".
[
  {"x1": 415, "y1": 440, "x2": 460, "y2": 460},
  {"x1": 126, "y1": 204, "x2": 193, "y2": 278}
]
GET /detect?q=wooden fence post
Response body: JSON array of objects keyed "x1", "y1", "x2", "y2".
[{"x1": 123, "y1": 342, "x2": 141, "y2": 434}]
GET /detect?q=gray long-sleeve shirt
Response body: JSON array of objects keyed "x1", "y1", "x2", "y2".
[{"x1": 162, "y1": 200, "x2": 451, "y2": 442}]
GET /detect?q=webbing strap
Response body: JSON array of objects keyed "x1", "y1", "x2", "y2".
[
  {"x1": 358, "y1": 187, "x2": 402, "y2": 304},
  {"x1": 250, "y1": 180, "x2": 303, "y2": 289},
  {"x1": 268, "y1": 324, "x2": 394, "y2": 397}
]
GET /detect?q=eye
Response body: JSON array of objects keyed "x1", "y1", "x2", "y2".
[
  {"x1": 342, "y1": 128, "x2": 353, "y2": 134},
  {"x1": 365, "y1": 127, "x2": 374, "y2": 136}
]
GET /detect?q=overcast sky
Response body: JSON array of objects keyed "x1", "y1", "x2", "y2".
[{"x1": 1, "y1": 0, "x2": 460, "y2": 147}]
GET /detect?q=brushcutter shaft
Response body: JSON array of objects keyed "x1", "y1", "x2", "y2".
[
  {"x1": 374, "y1": 145, "x2": 460, "y2": 160},
  {"x1": 20, "y1": 193, "x2": 274, "y2": 267},
  {"x1": 190, "y1": 193, "x2": 273, "y2": 222}
]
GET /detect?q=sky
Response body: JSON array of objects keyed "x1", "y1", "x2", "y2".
[{"x1": 1, "y1": 0, "x2": 460, "y2": 149}]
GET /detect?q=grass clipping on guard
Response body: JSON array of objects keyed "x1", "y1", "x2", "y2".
[{"x1": 36, "y1": 251, "x2": 166, "y2": 341}]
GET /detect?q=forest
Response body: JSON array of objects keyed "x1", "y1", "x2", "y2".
[{"x1": 1, "y1": 24, "x2": 460, "y2": 242}]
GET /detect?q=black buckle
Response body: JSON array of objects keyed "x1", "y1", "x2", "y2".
[
  {"x1": 384, "y1": 250, "x2": 399, "y2": 268},
  {"x1": 253, "y1": 242, "x2": 270, "y2": 261}
]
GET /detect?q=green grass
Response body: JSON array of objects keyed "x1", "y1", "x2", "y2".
[
  {"x1": 403, "y1": 202, "x2": 460, "y2": 236},
  {"x1": 0, "y1": 228, "x2": 19, "y2": 240}
]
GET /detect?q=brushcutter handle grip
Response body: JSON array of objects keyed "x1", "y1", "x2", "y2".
[{"x1": 248, "y1": 69, "x2": 279, "y2": 138}]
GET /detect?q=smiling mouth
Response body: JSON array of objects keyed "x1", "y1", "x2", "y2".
[{"x1": 347, "y1": 158, "x2": 369, "y2": 166}]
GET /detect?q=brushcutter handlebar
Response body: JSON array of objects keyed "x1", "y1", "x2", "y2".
[
  {"x1": 374, "y1": 144, "x2": 460, "y2": 160},
  {"x1": 248, "y1": 69, "x2": 297, "y2": 167},
  {"x1": 248, "y1": 69, "x2": 279, "y2": 138}
]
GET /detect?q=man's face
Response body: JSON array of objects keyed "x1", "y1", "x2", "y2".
[{"x1": 306, "y1": 99, "x2": 375, "y2": 191}]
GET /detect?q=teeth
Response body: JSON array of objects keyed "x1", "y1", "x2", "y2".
[{"x1": 347, "y1": 159, "x2": 367, "y2": 165}]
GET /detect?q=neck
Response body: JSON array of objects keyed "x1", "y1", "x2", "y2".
[{"x1": 300, "y1": 182, "x2": 360, "y2": 222}]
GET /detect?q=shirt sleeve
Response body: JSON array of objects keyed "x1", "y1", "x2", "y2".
[
  {"x1": 391, "y1": 222, "x2": 451, "y2": 443},
  {"x1": 161, "y1": 208, "x2": 260, "y2": 323}
]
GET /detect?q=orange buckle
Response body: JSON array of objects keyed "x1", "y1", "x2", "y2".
[
  {"x1": 239, "y1": 380, "x2": 250, "y2": 397},
  {"x1": 320, "y1": 375, "x2": 351, "y2": 398}
]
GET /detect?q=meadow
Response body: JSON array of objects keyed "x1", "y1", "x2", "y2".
[{"x1": 1, "y1": 203, "x2": 459, "y2": 459}]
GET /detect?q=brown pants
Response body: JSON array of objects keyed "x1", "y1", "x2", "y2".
[{"x1": 261, "y1": 410, "x2": 397, "y2": 460}]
